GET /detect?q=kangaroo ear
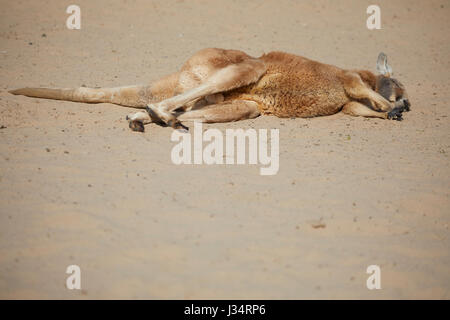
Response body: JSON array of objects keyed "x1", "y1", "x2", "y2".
[{"x1": 376, "y1": 52, "x2": 393, "y2": 77}]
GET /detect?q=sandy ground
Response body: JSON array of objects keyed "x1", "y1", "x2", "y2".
[{"x1": 0, "y1": 0, "x2": 449, "y2": 299}]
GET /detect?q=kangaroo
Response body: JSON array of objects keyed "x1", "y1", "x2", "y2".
[{"x1": 9, "y1": 48, "x2": 410, "y2": 132}]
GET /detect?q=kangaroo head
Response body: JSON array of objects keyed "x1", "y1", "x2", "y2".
[{"x1": 376, "y1": 52, "x2": 410, "y2": 111}]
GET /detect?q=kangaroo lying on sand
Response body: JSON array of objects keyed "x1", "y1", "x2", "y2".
[{"x1": 10, "y1": 48, "x2": 410, "y2": 132}]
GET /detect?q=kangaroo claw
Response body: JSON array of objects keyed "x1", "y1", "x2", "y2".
[{"x1": 387, "y1": 107, "x2": 403, "y2": 121}]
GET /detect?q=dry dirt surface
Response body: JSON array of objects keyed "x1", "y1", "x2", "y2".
[{"x1": 0, "y1": 0, "x2": 449, "y2": 299}]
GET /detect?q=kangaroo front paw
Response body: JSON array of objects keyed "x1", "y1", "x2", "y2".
[
  {"x1": 403, "y1": 99, "x2": 411, "y2": 112},
  {"x1": 387, "y1": 107, "x2": 403, "y2": 121}
]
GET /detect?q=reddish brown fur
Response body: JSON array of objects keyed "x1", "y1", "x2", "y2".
[
  {"x1": 9, "y1": 48, "x2": 409, "y2": 130},
  {"x1": 224, "y1": 51, "x2": 351, "y2": 117}
]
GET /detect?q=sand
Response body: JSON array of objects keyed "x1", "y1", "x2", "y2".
[{"x1": 0, "y1": 0, "x2": 449, "y2": 299}]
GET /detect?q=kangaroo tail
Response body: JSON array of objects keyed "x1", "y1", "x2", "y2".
[{"x1": 9, "y1": 85, "x2": 151, "y2": 108}]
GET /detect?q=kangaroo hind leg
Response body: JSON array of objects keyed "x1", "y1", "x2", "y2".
[
  {"x1": 126, "y1": 100, "x2": 260, "y2": 132},
  {"x1": 147, "y1": 57, "x2": 266, "y2": 126},
  {"x1": 177, "y1": 100, "x2": 261, "y2": 124}
]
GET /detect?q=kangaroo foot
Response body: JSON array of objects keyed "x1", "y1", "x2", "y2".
[{"x1": 129, "y1": 120, "x2": 145, "y2": 132}]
